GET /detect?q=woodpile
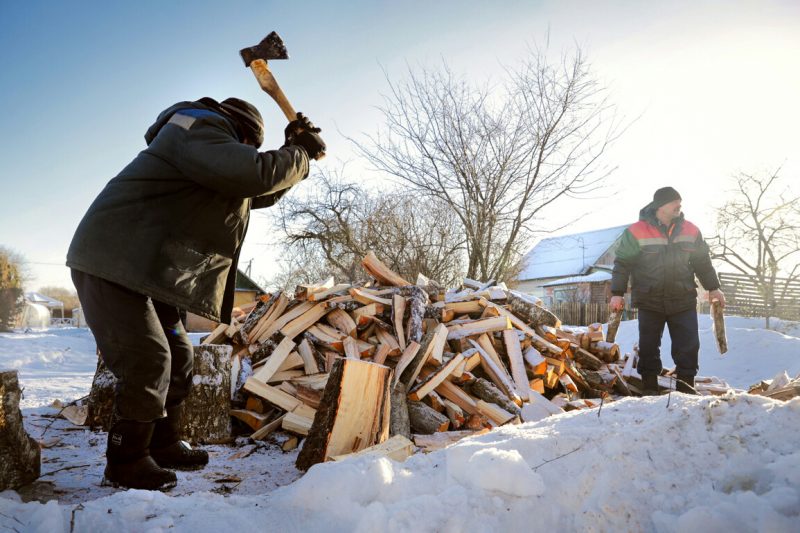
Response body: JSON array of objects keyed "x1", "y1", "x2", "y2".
[{"x1": 210, "y1": 252, "x2": 653, "y2": 469}]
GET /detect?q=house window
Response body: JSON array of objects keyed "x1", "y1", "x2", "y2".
[{"x1": 554, "y1": 287, "x2": 577, "y2": 303}]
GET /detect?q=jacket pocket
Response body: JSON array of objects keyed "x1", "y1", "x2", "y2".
[{"x1": 159, "y1": 240, "x2": 214, "y2": 297}]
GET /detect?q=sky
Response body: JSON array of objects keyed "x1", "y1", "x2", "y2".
[{"x1": 1, "y1": 0, "x2": 799, "y2": 293}]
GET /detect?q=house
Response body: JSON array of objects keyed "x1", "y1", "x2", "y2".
[{"x1": 516, "y1": 225, "x2": 628, "y2": 306}]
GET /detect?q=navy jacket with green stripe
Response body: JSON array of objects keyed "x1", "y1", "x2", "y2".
[{"x1": 611, "y1": 204, "x2": 720, "y2": 314}]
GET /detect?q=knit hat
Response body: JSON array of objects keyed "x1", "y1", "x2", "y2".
[
  {"x1": 652, "y1": 186, "x2": 682, "y2": 209},
  {"x1": 220, "y1": 97, "x2": 264, "y2": 148}
]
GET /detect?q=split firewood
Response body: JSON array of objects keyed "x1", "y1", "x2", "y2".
[
  {"x1": 711, "y1": 300, "x2": 728, "y2": 355},
  {"x1": 392, "y1": 294, "x2": 407, "y2": 350},
  {"x1": 308, "y1": 283, "x2": 352, "y2": 302},
  {"x1": 400, "y1": 324, "x2": 448, "y2": 388},
  {"x1": 230, "y1": 409, "x2": 271, "y2": 431},
  {"x1": 250, "y1": 414, "x2": 285, "y2": 441},
  {"x1": 475, "y1": 400, "x2": 517, "y2": 426},
  {"x1": 326, "y1": 308, "x2": 357, "y2": 338},
  {"x1": 446, "y1": 316, "x2": 512, "y2": 340},
  {"x1": 408, "y1": 353, "x2": 466, "y2": 401},
  {"x1": 435, "y1": 379, "x2": 479, "y2": 416},
  {"x1": 296, "y1": 359, "x2": 391, "y2": 470},
  {"x1": 295, "y1": 276, "x2": 335, "y2": 301},
  {"x1": 251, "y1": 337, "x2": 296, "y2": 383},
  {"x1": 361, "y1": 251, "x2": 412, "y2": 286},
  {"x1": 330, "y1": 435, "x2": 415, "y2": 463},
  {"x1": 412, "y1": 429, "x2": 489, "y2": 453}
]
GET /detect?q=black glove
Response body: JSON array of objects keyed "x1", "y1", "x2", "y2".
[{"x1": 284, "y1": 112, "x2": 326, "y2": 159}]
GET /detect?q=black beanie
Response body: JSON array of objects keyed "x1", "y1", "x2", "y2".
[
  {"x1": 652, "y1": 186, "x2": 682, "y2": 209},
  {"x1": 220, "y1": 97, "x2": 264, "y2": 148}
]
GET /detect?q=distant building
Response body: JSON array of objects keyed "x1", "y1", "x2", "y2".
[
  {"x1": 516, "y1": 225, "x2": 628, "y2": 306},
  {"x1": 185, "y1": 269, "x2": 267, "y2": 332}
]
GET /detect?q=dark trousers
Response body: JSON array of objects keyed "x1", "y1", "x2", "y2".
[
  {"x1": 637, "y1": 307, "x2": 700, "y2": 378},
  {"x1": 72, "y1": 270, "x2": 193, "y2": 422}
]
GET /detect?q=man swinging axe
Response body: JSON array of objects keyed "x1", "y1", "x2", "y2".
[{"x1": 67, "y1": 31, "x2": 325, "y2": 490}]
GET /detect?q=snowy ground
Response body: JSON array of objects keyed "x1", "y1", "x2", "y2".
[{"x1": 1, "y1": 316, "x2": 799, "y2": 532}]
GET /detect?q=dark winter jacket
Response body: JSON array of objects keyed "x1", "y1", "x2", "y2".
[
  {"x1": 611, "y1": 204, "x2": 720, "y2": 314},
  {"x1": 67, "y1": 100, "x2": 309, "y2": 322}
]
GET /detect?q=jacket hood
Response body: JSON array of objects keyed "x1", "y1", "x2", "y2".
[
  {"x1": 144, "y1": 100, "x2": 225, "y2": 145},
  {"x1": 639, "y1": 202, "x2": 684, "y2": 226}
]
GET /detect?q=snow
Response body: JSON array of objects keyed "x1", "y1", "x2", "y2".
[{"x1": 1, "y1": 319, "x2": 799, "y2": 532}]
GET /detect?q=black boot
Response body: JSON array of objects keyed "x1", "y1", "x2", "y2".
[
  {"x1": 104, "y1": 419, "x2": 177, "y2": 491},
  {"x1": 641, "y1": 373, "x2": 660, "y2": 396},
  {"x1": 150, "y1": 404, "x2": 209, "y2": 470},
  {"x1": 676, "y1": 375, "x2": 699, "y2": 395}
]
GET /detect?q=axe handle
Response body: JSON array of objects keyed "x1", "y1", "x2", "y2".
[{"x1": 249, "y1": 59, "x2": 296, "y2": 122}]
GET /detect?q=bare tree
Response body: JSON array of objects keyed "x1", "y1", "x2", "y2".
[
  {"x1": 710, "y1": 170, "x2": 800, "y2": 328},
  {"x1": 0, "y1": 247, "x2": 26, "y2": 331},
  {"x1": 353, "y1": 46, "x2": 622, "y2": 283},
  {"x1": 269, "y1": 169, "x2": 466, "y2": 290}
]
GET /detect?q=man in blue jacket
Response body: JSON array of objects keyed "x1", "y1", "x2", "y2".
[{"x1": 67, "y1": 97, "x2": 325, "y2": 490}]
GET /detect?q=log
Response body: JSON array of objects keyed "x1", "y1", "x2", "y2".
[
  {"x1": 506, "y1": 291, "x2": 561, "y2": 328},
  {"x1": 711, "y1": 301, "x2": 728, "y2": 355},
  {"x1": 296, "y1": 359, "x2": 392, "y2": 470},
  {"x1": 572, "y1": 346, "x2": 605, "y2": 370},
  {"x1": 401, "y1": 285, "x2": 428, "y2": 344},
  {"x1": 590, "y1": 341, "x2": 620, "y2": 363},
  {"x1": 466, "y1": 377, "x2": 520, "y2": 415},
  {"x1": 0, "y1": 371, "x2": 40, "y2": 491},
  {"x1": 407, "y1": 400, "x2": 450, "y2": 434},
  {"x1": 606, "y1": 310, "x2": 622, "y2": 343},
  {"x1": 390, "y1": 382, "x2": 412, "y2": 439},
  {"x1": 475, "y1": 400, "x2": 517, "y2": 426}
]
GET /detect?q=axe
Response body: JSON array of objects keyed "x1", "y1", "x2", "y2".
[{"x1": 240, "y1": 31, "x2": 297, "y2": 123}]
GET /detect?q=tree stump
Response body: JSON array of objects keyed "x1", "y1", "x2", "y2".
[
  {"x1": 181, "y1": 344, "x2": 232, "y2": 444},
  {"x1": 86, "y1": 350, "x2": 115, "y2": 430},
  {"x1": 86, "y1": 345, "x2": 233, "y2": 443},
  {"x1": 0, "y1": 371, "x2": 40, "y2": 490}
]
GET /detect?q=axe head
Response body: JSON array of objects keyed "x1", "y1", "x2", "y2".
[{"x1": 240, "y1": 31, "x2": 289, "y2": 67}]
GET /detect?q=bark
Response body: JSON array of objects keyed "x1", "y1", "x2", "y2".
[
  {"x1": 0, "y1": 371, "x2": 40, "y2": 490},
  {"x1": 407, "y1": 400, "x2": 450, "y2": 434}
]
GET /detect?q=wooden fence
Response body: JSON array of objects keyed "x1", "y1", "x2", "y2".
[
  {"x1": 550, "y1": 302, "x2": 640, "y2": 327},
  {"x1": 718, "y1": 272, "x2": 800, "y2": 320}
]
